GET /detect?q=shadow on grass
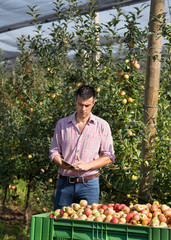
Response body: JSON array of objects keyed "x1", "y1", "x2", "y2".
[
  {"x1": 0, "y1": 221, "x2": 29, "y2": 240},
  {"x1": 0, "y1": 204, "x2": 30, "y2": 240}
]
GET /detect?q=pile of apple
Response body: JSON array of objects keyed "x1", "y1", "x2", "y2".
[{"x1": 49, "y1": 200, "x2": 171, "y2": 228}]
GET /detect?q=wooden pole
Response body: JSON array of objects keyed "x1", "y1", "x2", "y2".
[{"x1": 139, "y1": 0, "x2": 165, "y2": 203}]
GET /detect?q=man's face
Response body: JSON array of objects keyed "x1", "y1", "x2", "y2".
[{"x1": 76, "y1": 95, "x2": 95, "y2": 120}]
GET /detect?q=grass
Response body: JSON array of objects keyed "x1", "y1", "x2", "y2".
[
  {"x1": 0, "y1": 179, "x2": 54, "y2": 240},
  {"x1": 0, "y1": 222, "x2": 29, "y2": 240}
]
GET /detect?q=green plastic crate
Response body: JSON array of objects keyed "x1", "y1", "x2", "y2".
[{"x1": 30, "y1": 212, "x2": 171, "y2": 240}]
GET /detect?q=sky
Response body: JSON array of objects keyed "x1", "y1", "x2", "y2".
[{"x1": 0, "y1": 0, "x2": 170, "y2": 57}]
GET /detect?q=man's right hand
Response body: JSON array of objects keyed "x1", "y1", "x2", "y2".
[{"x1": 52, "y1": 156, "x2": 75, "y2": 170}]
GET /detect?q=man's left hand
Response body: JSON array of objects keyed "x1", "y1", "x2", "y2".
[{"x1": 72, "y1": 155, "x2": 89, "y2": 171}]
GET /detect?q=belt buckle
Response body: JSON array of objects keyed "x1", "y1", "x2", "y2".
[{"x1": 68, "y1": 177, "x2": 75, "y2": 184}]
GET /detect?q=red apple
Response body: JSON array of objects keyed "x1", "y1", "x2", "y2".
[
  {"x1": 161, "y1": 204, "x2": 169, "y2": 212},
  {"x1": 94, "y1": 216, "x2": 103, "y2": 222},
  {"x1": 126, "y1": 212, "x2": 134, "y2": 223},
  {"x1": 66, "y1": 207, "x2": 75, "y2": 215},
  {"x1": 158, "y1": 214, "x2": 167, "y2": 223},
  {"x1": 118, "y1": 70, "x2": 124, "y2": 76},
  {"x1": 91, "y1": 203, "x2": 99, "y2": 209},
  {"x1": 122, "y1": 206, "x2": 130, "y2": 214},
  {"x1": 130, "y1": 219, "x2": 137, "y2": 225},
  {"x1": 107, "y1": 203, "x2": 114, "y2": 208},
  {"x1": 164, "y1": 209, "x2": 171, "y2": 218},
  {"x1": 130, "y1": 60, "x2": 137, "y2": 66},
  {"x1": 49, "y1": 213, "x2": 54, "y2": 218},
  {"x1": 80, "y1": 199, "x2": 88, "y2": 208},
  {"x1": 115, "y1": 204, "x2": 123, "y2": 212},
  {"x1": 133, "y1": 213, "x2": 140, "y2": 221},
  {"x1": 142, "y1": 219, "x2": 149, "y2": 226},
  {"x1": 77, "y1": 208, "x2": 84, "y2": 215},
  {"x1": 104, "y1": 207, "x2": 115, "y2": 216},
  {"x1": 167, "y1": 216, "x2": 171, "y2": 224},
  {"x1": 150, "y1": 204, "x2": 158, "y2": 212},
  {"x1": 114, "y1": 203, "x2": 120, "y2": 211},
  {"x1": 98, "y1": 208, "x2": 104, "y2": 214},
  {"x1": 101, "y1": 204, "x2": 108, "y2": 210},
  {"x1": 140, "y1": 213, "x2": 148, "y2": 221},
  {"x1": 86, "y1": 215, "x2": 95, "y2": 221},
  {"x1": 110, "y1": 217, "x2": 119, "y2": 223},
  {"x1": 105, "y1": 214, "x2": 113, "y2": 222},
  {"x1": 141, "y1": 209, "x2": 149, "y2": 217},
  {"x1": 113, "y1": 212, "x2": 121, "y2": 219},
  {"x1": 71, "y1": 203, "x2": 81, "y2": 211},
  {"x1": 152, "y1": 209, "x2": 161, "y2": 217},
  {"x1": 84, "y1": 207, "x2": 93, "y2": 217},
  {"x1": 146, "y1": 203, "x2": 151, "y2": 209},
  {"x1": 70, "y1": 213, "x2": 79, "y2": 219}
]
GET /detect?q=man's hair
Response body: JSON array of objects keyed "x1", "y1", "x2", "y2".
[{"x1": 76, "y1": 85, "x2": 95, "y2": 100}]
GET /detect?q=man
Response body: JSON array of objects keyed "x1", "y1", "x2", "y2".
[{"x1": 49, "y1": 85, "x2": 115, "y2": 209}]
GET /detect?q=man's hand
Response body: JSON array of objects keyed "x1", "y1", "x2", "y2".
[
  {"x1": 61, "y1": 161, "x2": 75, "y2": 170},
  {"x1": 52, "y1": 156, "x2": 74, "y2": 170},
  {"x1": 72, "y1": 155, "x2": 90, "y2": 171},
  {"x1": 73, "y1": 155, "x2": 112, "y2": 171}
]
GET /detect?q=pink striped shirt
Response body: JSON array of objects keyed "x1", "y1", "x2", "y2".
[{"x1": 49, "y1": 112, "x2": 115, "y2": 177}]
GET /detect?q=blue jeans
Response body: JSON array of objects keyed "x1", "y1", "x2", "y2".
[{"x1": 54, "y1": 177, "x2": 99, "y2": 210}]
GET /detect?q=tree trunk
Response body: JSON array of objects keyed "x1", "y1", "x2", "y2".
[
  {"x1": 24, "y1": 175, "x2": 32, "y2": 224},
  {"x1": 139, "y1": 0, "x2": 165, "y2": 203},
  {"x1": 2, "y1": 185, "x2": 8, "y2": 213}
]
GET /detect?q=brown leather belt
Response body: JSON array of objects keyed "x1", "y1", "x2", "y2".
[{"x1": 59, "y1": 173, "x2": 98, "y2": 183}]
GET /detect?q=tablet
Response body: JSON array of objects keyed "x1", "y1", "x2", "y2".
[{"x1": 62, "y1": 159, "x2": 75, "y2": 168}]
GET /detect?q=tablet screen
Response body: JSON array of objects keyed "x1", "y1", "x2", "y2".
[{"x1": 62, "y1": 159, "x2": 75, "y2": 168}]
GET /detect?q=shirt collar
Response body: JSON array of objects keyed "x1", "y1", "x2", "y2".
[{"x1": 67, "y1": 112, "x2": 96, "y2": 125}]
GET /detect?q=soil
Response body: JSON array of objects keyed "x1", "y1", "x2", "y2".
[{"x1": 0, "y1": 201, "x2": 39, "y2": 233}]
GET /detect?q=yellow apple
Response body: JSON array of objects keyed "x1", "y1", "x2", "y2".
[
  {"x1": 128, "y1": 97, "x2": 134, "y2": 103},
  {"x1": 123, "y1": 74, "x2": 129, "y2": 79},
  {"x1": 134, "y1": 63, "x2": 140, "y2": 69},
  {"x1": 120, "y1": 90, "x2": 126, "y2": 96},
  {"x1": 76, "y1": 82, "x2": 82, "y2": 87},
  {"x1": 96, "y1": 87, "x2": 101, "y2": 93},
  {"x1": 50, "y1": 93, "x2": 56, "y2": 99},
  {"x1": 122, "y1": 98, "x2": 127, "y2": 104}
]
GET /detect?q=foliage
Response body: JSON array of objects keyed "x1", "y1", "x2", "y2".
[{"x1": 0, "y1": 0, "x2": 170, "y2": 214}]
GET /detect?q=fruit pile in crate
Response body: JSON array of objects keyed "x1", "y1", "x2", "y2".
[{"x1": 49, "y1": 200, "x2": 171, "y2": 228}]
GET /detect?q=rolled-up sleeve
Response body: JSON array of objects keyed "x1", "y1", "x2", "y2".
[
  {"x1": 100, "y1": 122, "x2": 115, "y2": 163},
  {"x1": 49, "y1": 122, "x2": 62, "y2": 163}
]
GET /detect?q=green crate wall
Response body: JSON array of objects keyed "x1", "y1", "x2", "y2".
[{"x1": 30, "y1": 212, "x2": 171, "y2": 240}]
